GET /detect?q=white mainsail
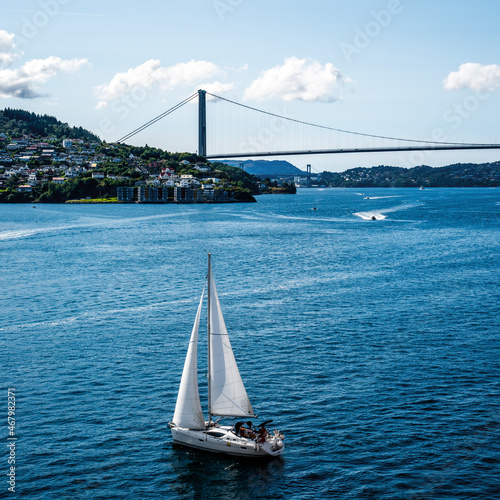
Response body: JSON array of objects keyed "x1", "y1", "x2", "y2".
[
  {"x1": 208, "y1": 270, "x2": 255, "y2": 418},
  {"x1": 172, "y1": 291, "x2": 206, "y2": 430}
]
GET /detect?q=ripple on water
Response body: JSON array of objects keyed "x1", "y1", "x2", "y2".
[{"x1": 2, "y1": 190, "x2": 500, "y2": 499}]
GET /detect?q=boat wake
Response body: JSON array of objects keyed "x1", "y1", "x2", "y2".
[
  {"x1": 354, "y1": 211, "x2": 387, "y2": 221},
  {"x1": 0, "y1": 212, "x2": 194, "y2": 242},
  {"x1": 363, "y1": 195, "x2": 403, "y2": 200},
  {"x1": 354, "y1": 202, "x2": 421, "y2": 221},
  {"x1": 0, "y1": 297, "x2": 196, "y2": 333},
  {"x1": 0, "y1": 226, "x2": 75, "y2": 241}
]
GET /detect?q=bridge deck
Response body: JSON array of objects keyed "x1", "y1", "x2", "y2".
[{"x1": 206, "y1": 144, "x2": 500, "y2": 159}]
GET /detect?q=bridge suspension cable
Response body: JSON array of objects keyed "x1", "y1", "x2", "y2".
[
  {"x1": 115, "y1": 92, "x2": 198, "y2": 144},
  {"x1": 205, "y1": 92, "x2": 481, "y2": 147}
]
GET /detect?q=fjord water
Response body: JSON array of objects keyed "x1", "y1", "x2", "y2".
[{"x1": 1, "y1": 188, "x2": 499, "y2": 499}]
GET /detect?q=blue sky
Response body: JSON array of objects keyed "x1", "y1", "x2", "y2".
[{"x1": 1, "y1": 0, "x2": 500, "y2": 172}]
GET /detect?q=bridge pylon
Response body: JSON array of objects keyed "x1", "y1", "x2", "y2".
[{"x1": 198, "y1": 89, "x2": 207, "y2": 157}]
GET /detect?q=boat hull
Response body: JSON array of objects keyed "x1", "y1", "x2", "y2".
[{"x1": 171, "y1": 425, "x2": 284, "y2": 458}]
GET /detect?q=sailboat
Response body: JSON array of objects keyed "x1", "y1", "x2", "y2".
[{"x1": 169, "y1": 254, "x2": 285, "y2": 457}]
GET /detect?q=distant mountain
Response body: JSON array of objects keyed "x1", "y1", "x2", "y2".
[{"x1": 220, "y1": 159, "x2": 304, "y2": 177}]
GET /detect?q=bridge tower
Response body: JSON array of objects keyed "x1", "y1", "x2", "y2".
[{"x1": 198, "y1": 89, "x2": 207, "y2": 157}]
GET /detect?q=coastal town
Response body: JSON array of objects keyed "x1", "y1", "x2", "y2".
[{"x1": 0, "y1": 129, "x2": 260, "y2": 203}]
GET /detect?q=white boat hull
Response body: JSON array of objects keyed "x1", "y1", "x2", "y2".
[{"x1": 171, "y1": 425, "x2": 284, "y2": 458}]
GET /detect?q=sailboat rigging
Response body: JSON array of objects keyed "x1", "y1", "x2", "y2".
[{"x1": 169, "y1": 254, "x2": 285, "y2": 457}]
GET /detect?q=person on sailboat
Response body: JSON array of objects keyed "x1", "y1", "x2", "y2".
[
  {"x1": 234, "y1": 421, "x2": 244, "y2": 436},
  {"x1": 246, "y1": 422, "x2": 256, "y2": 439},
  {"x1": 258, "y1": 425, "x2": 268, "y2": 443}
]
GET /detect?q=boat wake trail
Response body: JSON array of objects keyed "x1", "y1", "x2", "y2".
[
  {"x1": 354, "y1": 202, "x2": 421, "y2": 221},
  {"x1": 0, "y1": 211, "x2": 196, "y2": 242},
  {"x1": 364, "y1": 195, "x2": 403, "y2": 200},
  {"x1": 354, "y1": 211, "x2": 387, "y2": 221}
]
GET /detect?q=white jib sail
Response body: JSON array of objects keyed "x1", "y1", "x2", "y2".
[
  {"x1": 209, "y1": 271, "x2": 255, "y2": 418},
  {"x1": 172, "y1": 290, "x2": 206, "y2": 430}
]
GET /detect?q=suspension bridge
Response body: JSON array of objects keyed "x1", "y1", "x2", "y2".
[{"x1": 115, "y1": 89, "x2": 500, "y2": 159}]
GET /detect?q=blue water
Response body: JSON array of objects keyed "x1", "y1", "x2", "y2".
[{"x1": 1, "y1": 188, "x2": 499, "y2": 499}]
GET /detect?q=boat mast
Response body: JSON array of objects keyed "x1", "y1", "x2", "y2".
[{"x1": 207, "y1": 252, "x2": 212, "y2": 426}]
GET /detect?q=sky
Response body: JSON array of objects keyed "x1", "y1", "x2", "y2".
[{"x1": 1, "y1": 0, "x2": 500, "y2": 172}]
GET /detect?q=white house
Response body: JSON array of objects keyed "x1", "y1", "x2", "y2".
[
  {"x1": 159, "y1": 167, "x2": 175, "y2": 180},
  {"x1": 69, "y1": 156, "x2": 86, "y2": 165},
  {"x1": 27, "y1": 173, "x2": 39, "y2": 186},
  {"x1": 194, "y1": 165, "x2": 211, "y2": 172},
  {"x1": 5, "y1": 168, "x2": 19, "y2": 177},
  {"x1": 64, "y1": 166, "x2": 83, "y2": 178}
]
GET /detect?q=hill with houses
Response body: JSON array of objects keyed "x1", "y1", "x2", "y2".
[{"x1": 0, "y1": 109, "x2": 259, "y2": 203}]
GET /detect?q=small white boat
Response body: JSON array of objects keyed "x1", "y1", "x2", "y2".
[{"x1": 169, "y1": 254, "x2": 285, "y2": 458}]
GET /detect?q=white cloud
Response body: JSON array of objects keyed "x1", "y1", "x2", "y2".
[
  {"x1": 243, "y1": 57, "x2": 352, "y2": 102},
  {"x1": 224, "y1": 63, "x2": 248, "y2": 73},
  {"x1": 443, "y1": 62, "x2": 500, "y2": 92},
  {"x1": 0, "y1": 30, "x2": 21, "y2": 66},
  {"x1": 94, "y1": 59, "x2": 221, "y2": 104},
  {"x1": 198, "y1": 81, "x2": 234, "y2": 99},
  {"x1": 0, "y1": 56, "x2": 89, "y2": 98},
  {"x1": 95, "y1": 100, "x2": 109, "y2": 110}
]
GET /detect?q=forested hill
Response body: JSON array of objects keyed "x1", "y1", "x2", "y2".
[
  {"x1": 0, "y1": 108, "x2": 101, "y2": 142},
  {"x1": 320, "y1": 163, "x2": 500, "y2": 187}
]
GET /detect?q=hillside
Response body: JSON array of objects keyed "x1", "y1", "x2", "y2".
[
  {"x1": 319, "y1": 163, "x2": 500, "y2": 187},
  {"x1": 0, "y1": 109, "x2": 260, "y2": 203},
  {"x1": 0, "y1": 108, "x2": 101, "y2": 142}
]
